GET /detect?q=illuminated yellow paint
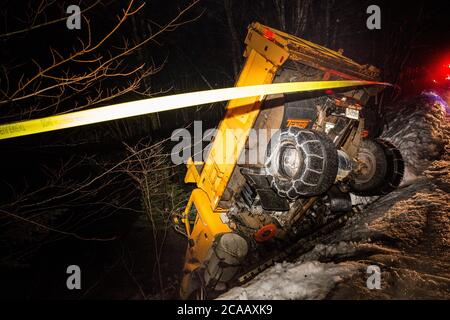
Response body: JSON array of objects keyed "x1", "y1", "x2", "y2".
[
  {"x1": 183, "y1": 189, "x2": 231, "y2": 264},
  {"x1": 248, "y1": 22, "x2": 380, "y2": 80},
  {"x1": 180, "y1": 188, "x2": 231, "y2": 298},
  {"x1": 0, "y1": 80, "x2": 385, "y2": 141}
]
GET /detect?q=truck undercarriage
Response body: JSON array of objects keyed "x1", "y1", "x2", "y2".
[{"x1": 175, "y1": 22, "x2": 404, "y2": 299}]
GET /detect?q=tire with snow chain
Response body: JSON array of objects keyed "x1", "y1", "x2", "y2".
[
  {"x1": 265, "y1": 127, "x2": 338, "y2": 199},
  {"x1": 350, "y1": 138, "x2": 404, "y2": 196}
]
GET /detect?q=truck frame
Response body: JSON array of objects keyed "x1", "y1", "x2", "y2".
[{"x1": 175, "y1": 22, "x2": 404, "y2": 299}]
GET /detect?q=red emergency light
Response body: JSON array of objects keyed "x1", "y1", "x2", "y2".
[
  {"x1": 429, "y1": 53, "x2": 450, "y2": 87},
  {"x1": 263, "y1": 28, "x2": 275, "y2": 41}
]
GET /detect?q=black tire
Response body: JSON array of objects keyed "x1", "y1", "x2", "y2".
[
  {"x1": 265, "y1": 127, "x2": 338, "y2": 199},
  {"x1": 350, "y1": 139, "x2": 404, "y2": 196},
  {"x1": 350, "y1": 139, "x2": 387, "y2": 195},
  {"x1": 372, "y1": 139, "x2": 404, "y2": 195}
]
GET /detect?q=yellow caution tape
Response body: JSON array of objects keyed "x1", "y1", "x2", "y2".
[{"x1": 0, "y1": 80, "x2": 387, "y2": 140}]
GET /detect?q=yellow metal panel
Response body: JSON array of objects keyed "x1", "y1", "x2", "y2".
[
  {"x1": 183, "y1": 189, "x2": 231, "y2": 269},
  {"x1": 198, "y1": 49, "x2": 277, "y2": 209},
  {"x1": 244, "y1": 28, "x2": 289, "y2": 66},
  {"x1": 184, "y1": 158, "x2": 202, "y2": 183},
  {"x1": 249, "y1": 22, "x2": 380, "y2": 80}
]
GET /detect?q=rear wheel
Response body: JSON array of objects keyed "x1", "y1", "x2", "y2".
[{"x1": 350, "y1": 139, "x2": 404, "y2": 196}]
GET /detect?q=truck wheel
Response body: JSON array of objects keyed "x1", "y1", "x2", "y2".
[
  {"x1": 265, "y1": 127, "x2": 338, "y2": 199},
  {"x1": 350, "y1": 139, "x2": 404, "y2": 196},
  {"x1": 376, "y1": 139, "x2": 404, "y2": 194}
]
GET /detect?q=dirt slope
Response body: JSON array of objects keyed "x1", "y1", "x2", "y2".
[{"x1": 220, "y1": 93, "x2": 450, "y2": 300}]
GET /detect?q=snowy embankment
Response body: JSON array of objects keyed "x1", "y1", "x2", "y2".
[
  {"x1": 219, "y1": 93, "x2": 450, "y2": 300},
  {"x1": 218, "y1": 260, "x2": 358, "y2": 300}
]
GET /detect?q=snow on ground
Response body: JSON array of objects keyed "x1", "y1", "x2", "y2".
[{"x1": 218, "y1": 260, "x2": 358, "y2": 300}]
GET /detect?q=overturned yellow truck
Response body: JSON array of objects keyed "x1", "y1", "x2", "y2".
[{"x1": 175, "y1": 22, "x2": 404, "y2": 299}]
